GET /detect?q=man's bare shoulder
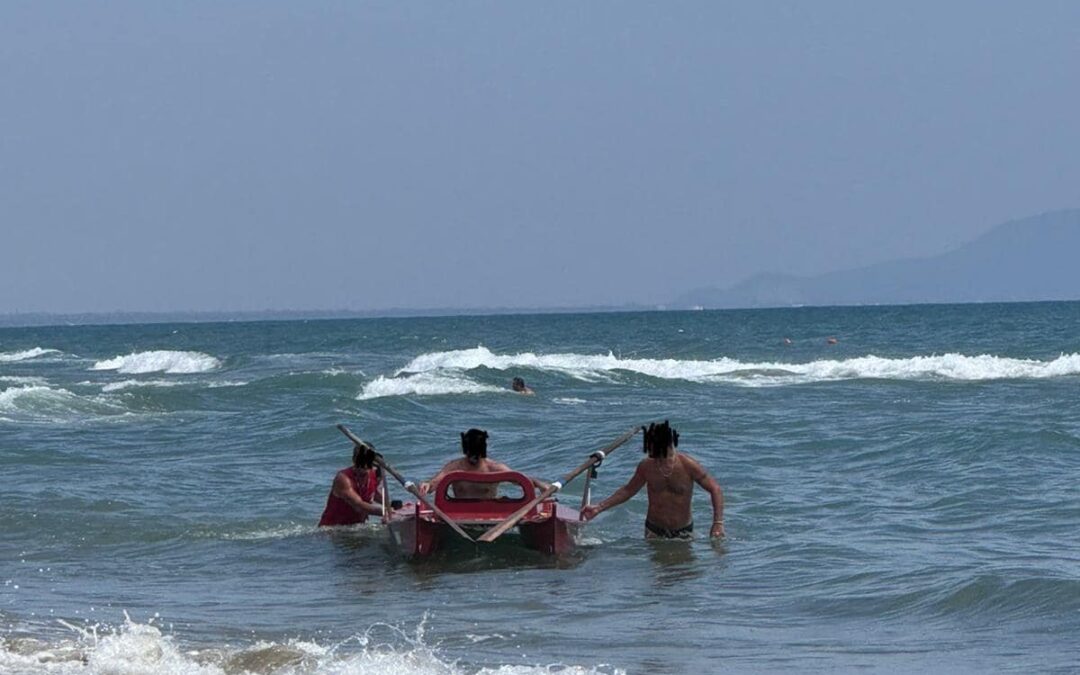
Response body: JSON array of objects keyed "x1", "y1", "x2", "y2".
[
  {"x1": 678, "y1": 453, "x2": 704, "y2": 468},
  {"x1": 634, "y1": 457, "x2": 658, "y2": 477},
  {"x1": 677, "y1": 453, "x2": 710, "y2": 477},
  {"x1": 677, "y1": 452, "x2": 702, "y2": 466},
  {"x1": 332, "y1": 469, "x2": 355, "y2": 493}
]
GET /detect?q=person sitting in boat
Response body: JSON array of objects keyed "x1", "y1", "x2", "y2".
[
  {"x1": 511, "y1": 377, "x2": 534, "y2": 395},
  {"x1": 318, "y1": 442, "x2": 384, "y2": 526},
  {"x1": 420, "y1": 428, "x2": 544, "y2": 499},
  {"x1": 581, "y1": 421, "x2": 725, "y2": 539}
]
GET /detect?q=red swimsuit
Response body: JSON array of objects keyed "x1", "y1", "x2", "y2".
[{"x1": 318, "y1": 467, "x2": 380, "y2": 526}]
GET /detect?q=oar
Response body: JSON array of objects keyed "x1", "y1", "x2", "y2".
[
  {"x1": 336, "y1": 424, "x2": 476, "y2": 544},
  {"x1": 477, "y1": 425, "x2": 641, "y2": 543}
]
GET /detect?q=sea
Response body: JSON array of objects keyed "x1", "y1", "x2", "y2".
[{"x1": 2, "y1": 302, "x2": 1079, "y2": 674}]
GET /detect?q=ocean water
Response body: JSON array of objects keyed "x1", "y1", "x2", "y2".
[{"x1": 1, "y1": 303, "x2": 1079, "y2": 674}]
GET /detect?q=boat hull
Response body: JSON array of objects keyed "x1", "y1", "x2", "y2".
[
  {"x1": 384, "y1": 470, "x2": 585, "y2": 558},
  {"x1": 385, "y1": 500, "x2": 583, "y2": 558}
]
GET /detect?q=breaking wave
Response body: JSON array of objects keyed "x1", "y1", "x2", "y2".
[
  {"x1": 358, "y1": 373, "x2": 504, "y2": 400},
  {"x1": 91, "y1": 351, "x2": 221, "y2": 374},
  {"x1": 0, "y1": 385, "x2": 129, "y2": 421},
  {"x1": 0, "y1": 616, "x2": 622, "y2": 674},
  {"x1": 0, "y1": 347, "x2": 60, "y2": 363},
  {"x1": 398, "y1": 346, "x2": 1080, "y2": 386}
]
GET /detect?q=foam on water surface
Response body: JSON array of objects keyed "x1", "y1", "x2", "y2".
[
  {"x1": 0, "y1": 616, "x2": 623, "y2": 675},
  {"x1": 399, "y1": 346, "x2": 1080, "y2": 386},
  {"x1": 358, "y1": 373, "x2": 504, "y2": 400},
  {"x1": 0, "y1": 385, "x2": 131, "y2": 421},
  {"x1": 101, "y1": 379, "x2": 186, "y2": 393},
  {"x1": 91, "y1": 351, "x2": 221, "y2": 374},
  {"x1": 0, "y1": 376, "x2": 49, "y2": 386},
  {"x1": 0, "y1": 348, "x2": 61, "y2": 363}
]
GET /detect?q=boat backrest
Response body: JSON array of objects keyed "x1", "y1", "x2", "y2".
[{"x1": 434, "y1": 470, "x2": 537, "y2": 518}]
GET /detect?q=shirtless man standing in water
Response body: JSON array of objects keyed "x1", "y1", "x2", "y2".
[{"x1": 581, "y1": 421, "x2": 725, "y2": 539}]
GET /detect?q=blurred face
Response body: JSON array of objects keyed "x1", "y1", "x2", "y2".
[
  {"x1": 353, "y1": 445, "x2": 376, "y2": 470},
  {"x1": 646, "y1": 437, "x2": 672, "y2": 458}
]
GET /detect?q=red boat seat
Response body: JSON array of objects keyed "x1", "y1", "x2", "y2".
[{"x1": 433, "y1": 471, "x2": 538, "y2": 519}]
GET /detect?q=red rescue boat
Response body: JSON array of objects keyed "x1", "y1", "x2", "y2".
[
  {"x1": 337, "y1": 423, "x2": 641, "y2": 560},
  {"x1": 385, "y1": 470, "x2": 583, "y2": 557}
]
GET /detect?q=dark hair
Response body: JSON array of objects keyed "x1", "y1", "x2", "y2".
[
  {"x1": 461, "y1": 428, "x2": 489, "y2": 459},
  {"x1": 643, "y1": 420, "x2": 678, "y2": 458},
  {"x1": 352, "y1": 443, "x2": 381, "y2": 471},
  {"x1": 512, "y1": 377, "x2": 525, "y2": 388}
]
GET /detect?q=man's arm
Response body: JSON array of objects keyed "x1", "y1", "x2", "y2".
[
  {"x1": 332, "y1": 472, "x2": 383, "y2": 516},
  {"x1": 686, "y1": 455, "x2": 724, "y2": 538},
  {"x1": 580, "y1": 463, "x2": 647, "y2": 521},
  {"x1": 419, "y1": 460, "x2": 456, "y2": 495}
]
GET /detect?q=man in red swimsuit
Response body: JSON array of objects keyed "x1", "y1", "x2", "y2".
[{"x1": 318, "y1": 442, "x2": 385, "y2": 526}]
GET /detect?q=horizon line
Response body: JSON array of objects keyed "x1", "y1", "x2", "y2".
[{"x1": 3, "y1": 298, "x2": 1080, "y2": 330}]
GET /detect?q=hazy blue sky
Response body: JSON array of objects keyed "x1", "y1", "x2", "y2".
[{"x1": 2, "y1": 2, "x2": 1079, "y2": 313}]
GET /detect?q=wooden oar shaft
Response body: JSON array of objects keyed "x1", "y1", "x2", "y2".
[
  {"x1": 476, "y1": 425, "x2": 641, "y2": 543},
  {"x1": 336, "y1": 424, "x2": 476, "y2": 543}
]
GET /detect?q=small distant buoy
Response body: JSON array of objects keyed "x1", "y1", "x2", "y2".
[
  {"x1": 826, "y1": 337, "x2": 838, "y2": 345},
  {"x1": 783, "y1": 337, "x2": 792, "y2": 345}
]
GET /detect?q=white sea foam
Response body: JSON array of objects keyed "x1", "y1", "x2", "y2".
[
  {"x1": 399, "y1": 347, "x2": 618, "y2": 382},
  {"x1": 205, "y1": 380, "x2": 248, "y2": 388},
  {"x1": 398, "y1": 346, "x2": 1080, "y2": 386},
  {"x1": 0, "y1": 616, "x2": 623, "y2": 674},
  {"x1": 0, "y1": 376, "x2": 49, "y2": 386},
  {"x1": 322, "y1": 368, "x2": 366, "y2": 377},
  {"x1": 101, "y1": 379, "x2": 185, "y2": 393},
  {"x1": 554, "y1": 397, "x2": 588, "y2": 405},
  {"x1": 0, "y1": 347, "x2": 61, "y2": 363},
  {"x1": 91, "y1": 351, "x2": 221, "y2": 374},
  {"x1": 217, "y1": 524, "x2": 324, "y2": 541},
  {"x1": 0, "y1": 385, "x2": 129, "y2": 420},
  {"x1": 358, "y1": 373, "x2": 505, "y2": 400}
]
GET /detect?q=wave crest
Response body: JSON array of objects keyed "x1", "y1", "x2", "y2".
[
  {"x1": 398, "y1": 347, "x2": 1080, "y2": 385},
  {"x1": 0, "y1": 385, "x2": 130, "y2": 420},
  {"x1": 358, "y1": 373, "x2": 505, "y2": 400},
  {"x1": 0, "y1": 347, "x2": 60, "y2": 363},
  {"x1": 92, "y1": 351, "x2": 221, "y2": 374}
]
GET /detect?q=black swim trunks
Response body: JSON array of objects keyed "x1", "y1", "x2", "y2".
[{"x1": 645, "y1": 520, "x2": 694, "y2": 539}]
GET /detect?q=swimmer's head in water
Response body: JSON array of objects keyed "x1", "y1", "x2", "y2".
[
  {"x1": 461, "y1": 428, "x2": 489, "y2": 463},
  {"x1": 511, "y1": 377, "x2": 526, "y2": 391},
  {"x1": 643, "y1": 420, "x2": 678, "y2": 458}
]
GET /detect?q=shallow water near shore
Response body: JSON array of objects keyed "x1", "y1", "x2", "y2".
[{"x1": 2, "y1": 302, "x2": 1080, "y2": 673}]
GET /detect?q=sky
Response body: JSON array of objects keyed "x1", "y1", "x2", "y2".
[{"x1": 2, "y1": 2, "x2": 1079, "y2": 314}]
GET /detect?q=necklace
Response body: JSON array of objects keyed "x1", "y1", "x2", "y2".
[{"x1": 658, "y1": 454, "x2": 676, "y2": 478}]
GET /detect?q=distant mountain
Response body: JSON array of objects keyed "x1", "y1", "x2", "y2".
[{"x1": 674, "y1": 210, "x2": 1080, "y2": 308}]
